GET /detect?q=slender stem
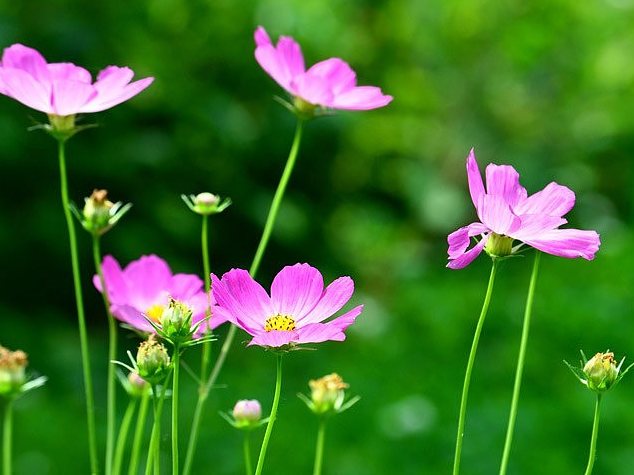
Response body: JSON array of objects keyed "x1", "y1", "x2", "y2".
[
  {"x1": 499, "y1": 251, "x2": 541, "y2": 475},
  {"x1": 254, "y1": 355, "x2": 284, "y2": 475},
  {"x1": 129, "y1": 390, "x2": 151, "y2": 475},
  {"x1": 93, "y1": 235, "x2": 118, "y2": 475},
  {"x1": 313, "y1": 419, "x2": 327, "y2": 475},
  {"x1": 3, "y1": 400, "x2": 14, "y2": 475},
  {"x1": 584, "y1": 394, "x2": 602, "y2": 475},
  {"x1": 202, "y1": 119, "x2": 305, "y2": 401},
  {"x1": 171, "y1": 345, "x2": 181, "y2": 475},
  {"x1": 182, "y1": 215, "x2": 212, "y2": 475},
  {"x1": 243, "y1": 432, "x2": 253, "y2": 475},
  {"x1": 58, "y1": 138, "x2": 99, "y2": 474},
  {"x1": 146, "y1": 379, "x2": 170, "y2": 475},
  {"x1": 453, "y1": 260, "x2": 499, "y2": 475},
  {"x1": 112, "y1": 398, "x2": 139, "y2": 475}
]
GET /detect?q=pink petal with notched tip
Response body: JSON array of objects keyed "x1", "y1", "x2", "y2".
[
  {"x1": 513, "y1": 182, "x2": 576, "y2": 217},
  {"x1": 296, "y1": 276, "x2": 356, "y2": 326},
  {"x1": 484, "y1": 163, "x2": 527, "y2": 208},
  {"x1": 270, "y1": 263, "x2": 324, "y2": 321},
  {"x1": 522, "y1": 228, "x2": 600, "y2": 260}
]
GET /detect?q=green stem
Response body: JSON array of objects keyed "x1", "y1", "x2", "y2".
[
  {"x1": 58, "y1": 139, "x2": 99, "y2": 474},
  {"x1": 146, "y1": 379, "x2": 170, "y2": 475},
  {"x1": 584, "y1": 394, "x2": 602, "y2": 475},
  {"x1": 499, "y1": 251, "x2": 541, "y2": 475},
  {"x1": 313, "y1": 419, "x2": 327, "y2": 475},
  {"x1": 171, "y1": 345, "x2": 181, "y2": 475},
  {"x1": 182, "y1": 215, "x2": 212, "y2": 475},
  {"x1": 243, "y1": 431, "x2": 253, "y2": 475},
  {"x1": 93, "y1": 235, "x2": 118, "y2": 475},
  {"x1": 254, "y1": 355, "x2": 284, "y2": 475},
  {"x1": 3, "y1": 400, "x2": 13, "y2": 475},
  {"x1": 129, "y1": 390, "x2": 150, "y2": 475},
  {"x1": 112, "y1": 398, "x2": 138, "y2": 475},
  {"x1": 453, "y1": 259, "x2": 499, "y2": 475},
  {"x1": 202, "y1": 119, "x2": 305, "y2": 406}
]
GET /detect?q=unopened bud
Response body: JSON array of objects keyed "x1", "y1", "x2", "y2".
[
  {"x1": 160, "y1": 297, "x2": 194, "y2": 342},
  {"x1": 232, "y1": 399, "x2": 262, "y2": 429},
  {"x1": 181, "y1": 192, "x2": 231, "y2": 216},
  {"x1": 0, "y1": 345, "x2": 28, "y2": 397},
  {"x1": 583, "y1": 352, "x2": 619, "y2": 392},
  {"x1": 127, "y1": 372, "x2": 150, "y2": 397},
  {"x1": 309, "y1": 373, "x2": 349, "y2": 414},
  {"x1": 136, "y1": 335, "x2": 170, "y2": 384}
]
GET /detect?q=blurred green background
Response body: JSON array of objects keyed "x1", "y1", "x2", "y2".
[{"x1": 0, "y1": 0, "x2": 633, "y2": 473}]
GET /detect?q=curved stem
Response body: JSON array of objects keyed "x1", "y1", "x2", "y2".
[
  {"x1": 243, "y1": 431, "x2": 253, "y2": 475},
  {"x1": 129, "y1": 390, "x2": 150, "y2": 475},
  {"x1": 171, "y1": 344, "x2": 181, "y2": 475},
  {"x1": 584, "y1": 394, "x2": 602, "y2": 475},
  {"x1": 202, "y1": 119, "x2": 305, "y2": 400},
  {"x1": 93, "y1": 235, "x2": 118, "y2": 475},
  {"x1": 499, "y1": 251, "x2": 541, "y2": 475},
  {"x1": 313, "y1": 419, "x2": 327, "y2": 475},
  {"x1": 112, "y1": 398, "x2": 138, "y2": 475},
  {"x1": 453, "y1": 260, "x2": 499, "y2": 475},
  {"x1": 254, "y1": 355, "x2": 284, "y2": 475},
  {"x1": 3, "y1": 400, "x2": 14, "y2": 475},
  {"x1": 58, "y1": 139, "x2": 99, "y2": 474}
]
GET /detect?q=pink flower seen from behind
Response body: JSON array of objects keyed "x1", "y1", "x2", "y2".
[
  {"x1": 254, "y1": 26, "x2": 392, "y2": 111},
  {"x1": 94, "y1": 254, "x2": 224, "y2": 335},
  {"x1": 447, "y1": 149, "x2": 601, "y2": 269},
  {"x1": 0, "y1": 44, "x2": 153, "y2": 116},
  {"x1": 212, "y1": 263, "x2": 363, "y2": 349}
]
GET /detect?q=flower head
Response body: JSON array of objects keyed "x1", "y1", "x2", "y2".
[
  {"x1": 94, "y1": 254, "x2": 225, "y2": 336},
  {"x1": 212, "y1": 263, "x2": 363, "y2": 351},
  {"x1": 0, "y1": 44, "x2": 153, "y2": 117},
  {"x1": 566, "y1": 350, "x2": 633, "y2": 394},
  {"x1": 254, "y1": 26, "x2": 392, "y2": 116},
  {"x1": 447, "y1": 149, "x2": 601, "y2": 269},
  {"x1": 0, "y1": 345, "x2": 47, "y2": 399},
  {"x1": 181, "y1": 192, "x2": 232, "y2": 216},
  {"x1": 298, "y1": 373, "x2": 360, "y2": 417},
  {"x1": 73, "y1": 189, "x2": 132, "y2": 236},
  {"x1": 136, "y1": 335, "x2": 171, "y2": 385}
]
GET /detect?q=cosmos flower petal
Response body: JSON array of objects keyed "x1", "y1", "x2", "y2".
[
  {"x1": 514, "y1": 182, "x2": 576, "y2": 217},
  {"x1": 248, "y1": 331, "x2": 297, "y2": 347},
  {"x1": 112, "y1": 305, "x2": 155, "y2": 333},
  {"x1": 211, "y1": 270, "x2": 274, "y2": 332},
  {"x1": 93, "y1": 255, "x2": 128, "y2": 305},
  {"x1": 326, "y1": 304, "x2": 363, "y2": 330},
  {"x1": 297, "y1": 276, "x2": 355, "y2": 325},
  {"x1": 510, "y1": 214, "x2": 568, "y2": 241},
  {"x1": 447, "y1": 222, "x2": 490, "y2": 259},
  {"x1": 477, "y1": 194, "x2": 522, "y2": 235},
  {"x1": 50, "y1": 79, "x2": 97, "y2": 116},
  {"x1": 170, "y1": 274, "x2": 204, "y2": 300},
  {"x1": 0, "y1": 68, "x2": 53, "y2": 113},
  {"x1": 270, "y1": 263, "x2": 324, "y2": 319},
  {"x1": 1, "y1": 44, "x2": 50, "y2": 82},
  {"x1": 123, "y1": 255, "x2": 172, "y2": 307},
  {"x1": 522, "y1": 228, "x2": 601, "y2": 260},
  {"x1": 48, "y1": 62, "x2": 92, "y2": 83},
  {"x1": 329, "y1": 86, "x2": 393, "y2": 110},
  {"x1": 467, "y1": 149, "x2": 485, "y2": 208},
  {"x1": 254, "y1": 27, "x2": 304, "y2": 92},
  {"x1": 484, "y1": 163, "x2": 527, "y2": 207},
  {"x1": 447, "y1": 233, "x2": 490, "y2": 269},
  {"x1": 295, "y1": 323, "x2": 346, "y2": 344},
  {"x1": 306, "y1": 58, "x2": 357, "y2": 94},
  {"x1": 290, "y1": 74, "x2": 334, "y2": 106}
]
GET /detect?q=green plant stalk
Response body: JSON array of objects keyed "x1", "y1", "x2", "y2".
[
  {"x1": 584, "y1": 394, "x2": 602, "y2": 475},
  {"x1": 93, "y1": 234, "x2": 118, "y2": 475},
  {"x1": 499, "y1": 251, "x2": 541, "y2": 475},
  {"x1": 112, "y1": 397, "x2": 139, "y2": 475},
  {"x1": 171, "y1": 344, "x2": 181, "y2": 475},
  {"x1": 313, "y1": 419, "x2": 327, "y2": 475},
  {"x1": 243, "y1": 431, "x2": 253, "y2": 475},
  {"x1": 182, "y1": 214, "x2": 212, "y2": 475},
  {"x1": 254, "y1": 355, "x2": 284, "y2": 475},
  {"x1": 58, "y1": 138, "x2": 99, "y2": 475},
  {"x1": 2, "y1": 400, "x2": 13, "y2": 475},
  {"x1": 129, "y1": 390, "x2": 151, "y2": 475},
  {"x1": 146, "y1": 379, "x2": 171, "y2": 475},
  {"x1": 453, "y1": 259, "x2": 499, "y2": 475},
  {"x1": 201, "y1": 119, "x2": 305, "y2": 408}
]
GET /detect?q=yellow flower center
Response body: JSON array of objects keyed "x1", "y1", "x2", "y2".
[
  {"x1": 264, "y1": 314, "x2": 296, "y2": 332},
  {"x1": 146, "y1": 304, "x2": 165, "y2": 323}
]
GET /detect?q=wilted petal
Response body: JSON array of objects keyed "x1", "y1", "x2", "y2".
[
  {"x1": 514, "y1": 182, "x2": 576, "y2": 217},
  {"x1": 522, "y1": 228, "x2": 601, "y2": 260},
  {"x1": 270, "y1": 263, "x2": 324, "y2": 320}
]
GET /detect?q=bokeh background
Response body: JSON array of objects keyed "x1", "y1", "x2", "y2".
[{"x1": 0, "y1": 0, "x2": 633, "y2": 473}]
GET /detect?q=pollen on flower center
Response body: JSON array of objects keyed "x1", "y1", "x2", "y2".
[
  {"x1": 146, "y1": 304, "x2": 165, "y2": 323},
  {"x1": 264, "y1": 314, "x2": 296, "y2": 332}
]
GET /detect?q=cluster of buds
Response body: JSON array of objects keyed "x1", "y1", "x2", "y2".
[
  {"x1": 222, "y1": 399, "x2": 268, "y2": 431},
  {"x1": 566, "y1": 350, "x2": 633, "y2": 394},
  {"x1": 299, "y1": 373, "x2": 360, "y2": 417},
  {"x1": 182, "y1": 192, "x2": 232, "y2": 216},
  {"x1": 0, "y1": 344, "x2": 47, "y2": 399},
  {"x1": 71, "y1": 189, "x2": 132, "y2": 236}
]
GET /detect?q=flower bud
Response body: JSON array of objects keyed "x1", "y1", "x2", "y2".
[
  {"x1": 0, "y1": 345, "x2": 28, "y2": 397},
  {"x1": 181, "y1": 192, "x2": 232, "y2": 216},
  {"x1": 159, "y1": 297, "x2": 194, "y2": 342},
  {"x1": 484, "y1": 232, "x2": 514, "y2": 258},
  {"x1": 83, "y1": 189, "x2": 114, "y2": 232},
  {"x1": 232, "y1": 399, "x2": 263, "y2": 429},
  {"x1": 127, "y1": 371, "x2": 150, "y2": 397},
  {"x1": 583, "y1": 352, "x2": 619, "y2": 392},
  {"x1": 136, "y1": 335, "x2": 170, "y2": 385},
  {"x1": 308, "y1": 373, "x2": 348, "y2": 414}
]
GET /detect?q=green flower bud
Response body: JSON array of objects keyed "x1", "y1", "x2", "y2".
[
  {"x1": 484, "y1": 232, "x2": 514, "y2": 258},
  {"x1": 583, "y1": 352, "x2": 619, "y2": 392},
  {"x1": 136, "y1": 336, "x2": 170, "y2": 385},
  {"x1": 127, "y1": 372, "x2": 150, "y2": 398},
  {"x1": 159, "y1": 298, "x2": 194, "y2": 343},
  {"x1": 299, "y1": 373, "x2": 360, "y2": 417},
  {"x1": 181, "y1": 192, "x2": 231, "y2": 216},
  {"x1": 0, "y1": 345, "x2": 28, "y2": 398}
]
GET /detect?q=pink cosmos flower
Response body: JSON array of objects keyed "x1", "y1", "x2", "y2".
[
  {"x1": 447, "y1": 149, "x2": 601, "y2": 269},
  {"x1": 211, "y1": 263, "x2": 363, "y2": 348},
  {"x1": 0, "y1": 44, "x2": 153, "y2": 116},
  {"x1": 94, "y1": 254, "x2": 224, "y2": 335},
  {"x1": 254, "y1": 26, "x2": 392, "y2": 111}
]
